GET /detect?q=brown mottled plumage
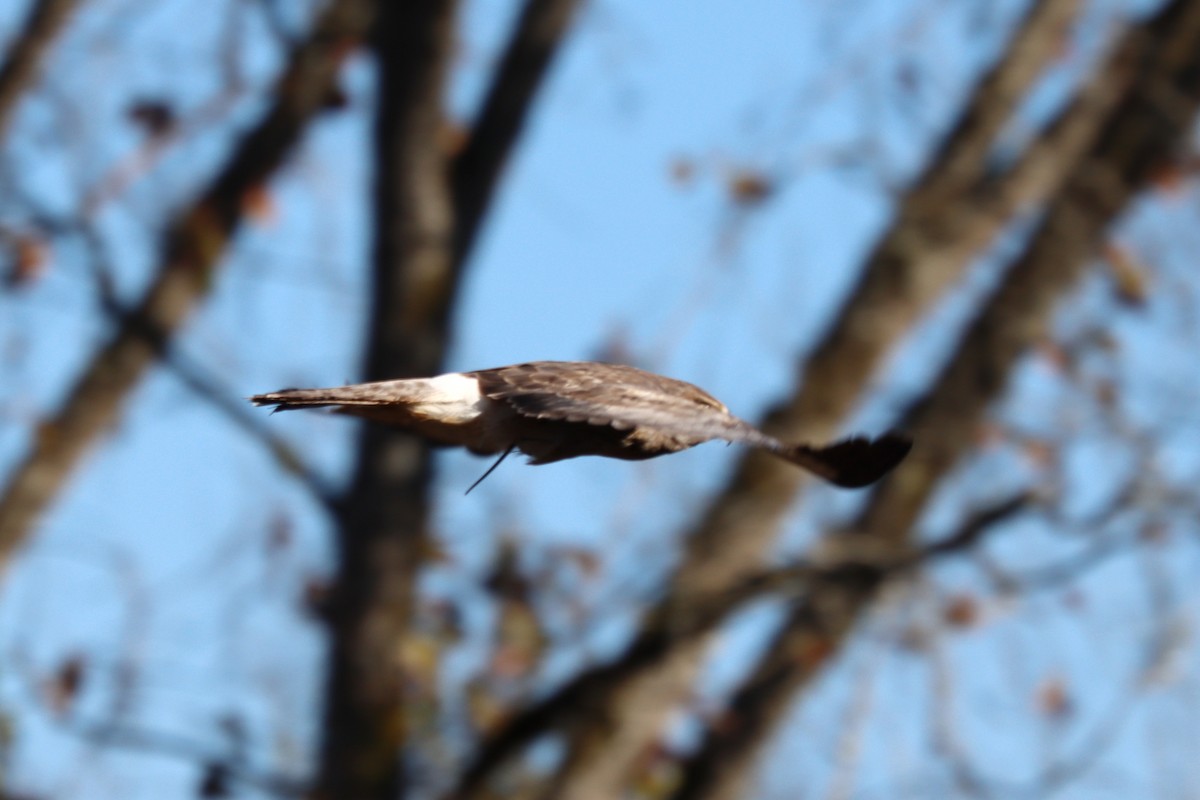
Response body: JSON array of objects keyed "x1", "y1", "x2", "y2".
[{"x1": 250, "y1": 361, "x2": 911, "y2": 488}]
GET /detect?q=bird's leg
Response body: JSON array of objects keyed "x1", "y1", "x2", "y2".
[{"x1": 465, "y1": 445, "x2": 516, "y2": 495}]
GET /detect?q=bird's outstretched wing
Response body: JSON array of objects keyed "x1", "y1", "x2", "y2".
[
  {"x1": 472, "y1": 362, "x2": 911, "y2": 487},
  {"x1": 471, "y1": 361, "x2": 744, "y2": 436}
]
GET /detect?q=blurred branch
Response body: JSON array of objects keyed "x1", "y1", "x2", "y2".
[
  {"x1": 671, "y1": 0, "x2": 1087, "y2": 602},
  {"x1": 158, "y1": 345, "x2": 338, "y2": 503},
  {"x1": 929, "y1": 605, "x2": 1146, "y2": 799},
  {"x1": 77, "y1": 720, "x2": 306, "y2": 798},
  {"x1": 314, "y1": 0, "x2": 582, "y2": 797},
  {"x1": 665, "y1": 4, "x2": 1200, "y2": 798},
  {"x1": 0, "y1": 0, "x2": 79, "y2": 139},
  {"x1": 451, "y1": 0, "x2": 583, "y2": 268},
  {"x1": 906, "y1": 0, "x2": 1080, "y2": 209},
  {"x1": 81, "y1": 85, "x2": 247, "y2": 218},
  {"x1": 73, "y1": 224, "x2": 338, "y2": 506},
  {"x1": 449, "y1": 493, "x2": 1030, "y2": 800},
  {"x1": 452, "y1": 2, "x2": 1087, "y2": 795},
  {"x1": 984, "y1": 538, "x2": 1125, "y2": 594},
  {"x1": 662, "y1": 497, "x2": 1032, "y2": 800},
  {"x1": 0, "y1": 0, "x2": 373, "y2": 564}
]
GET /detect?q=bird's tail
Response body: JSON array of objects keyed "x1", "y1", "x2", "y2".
[
  {"x1": 777, "y1": 434, "x2": 912, "y2": 488},
  {"x1": 249, "y1": 387, "x2": 352, "y2": 412},
  {"x1": 248, "y1": 381, "x2": 423, "y2": 413}
]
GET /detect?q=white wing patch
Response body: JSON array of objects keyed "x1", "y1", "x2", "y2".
[{"x1": 419, "y1": 372, "x2": 490, "y2": 424}]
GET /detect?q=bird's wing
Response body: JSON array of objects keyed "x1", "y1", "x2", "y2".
[
  {"x1": 470, "y1": 361, "x2": 753, "y2": 442},
  {"x1": 470, "y1": 361, "x2": 912, "y2": 487}
]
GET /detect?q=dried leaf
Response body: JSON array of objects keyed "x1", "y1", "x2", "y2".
[
  {"x1": 439, "y1": 122, "x2": 470, "y2": 156},
  {"x1": 241, "y1": 185, "x2": 276, "y2": 226},
  {"x1": 942, "y1": 594, "x2": 980, "y2": 629},
  {"x1": 420, "y1": 536, "x2": 454, "y2": 564},
  {"x1": 127, "y1": 100, "x2": 176, "y2": 136},
  {"x1": 300, "y1": 575, "x2": 332, "y2": 619},
  {"x1": 1103, "y1": 242, "x2": 1150, "y2": 306},
  {"x1": 726, "y1": 169, "x2": 774, "y2": 206},
  {"x1": 43, "y1": 654, "x2": 86, "y2": 716},
  {"x1": 974, "y1": 421, "x2": 1006, "y2": 448},
  {"x1": 485, "y1": 540, "x2": 529, "y2": 600},
  {"x1": 1148, "y1": 158, "x2": 1191, "y2": 198},
  {"x1": 631, "y1": 741, "x2": 682, "y2": 797},
  {"x1": 669, "y1": 157, "x2": 696, "y2": 186},
  {"x1": 491, "y1": 600, "x2": 545, "y2": 679},
  {"x1": 400, "y1": 634, "x2": 442, "y2": 691},
  {"x1": 793, "y1": 633, "x2": 835, "y2": 666},
  {"x1": 6, "y1": 235, "x2": 49, "y2": 288},
  {"x1": 1035, "y1": 340, "x2": 1071, "y2": 372},
  {"x1": 1021, "y1": 438, "x2": 1055, "y2": 469},
  {"x1": 1036, "y1": 676, "x2": 1072, "y2": 720},
  {"x1": 558, "y1": 546, "x2": 602, "y2": 578},
  {"x1": 466, "y1": 679, "x2": 508, "y2": 734}
]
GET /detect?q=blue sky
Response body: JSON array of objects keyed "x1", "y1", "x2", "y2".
[{"x1": 3, "y1": 0, "x2": 1200, "y2": 798}]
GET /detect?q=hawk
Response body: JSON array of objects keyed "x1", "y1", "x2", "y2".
[{"x1": 250, "y1": 361, "x2": 910, "y2": 489}]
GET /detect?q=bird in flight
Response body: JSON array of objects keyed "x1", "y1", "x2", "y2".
[{"x1": 250, "y1": 361, "x2": 910, "y2": 490}]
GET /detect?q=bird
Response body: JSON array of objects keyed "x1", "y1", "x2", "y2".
[{"x1": 249, "y1": 361, "x2": 911, "y2": 490}]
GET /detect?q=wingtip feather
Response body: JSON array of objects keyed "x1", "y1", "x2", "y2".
[{"x1": 787, "y1": 433, "x2": 912, "y2": 488}]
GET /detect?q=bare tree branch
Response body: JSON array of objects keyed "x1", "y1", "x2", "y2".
[
  {"x1": 452, "y1": 0, "x2": 583, "y2": 269},
  {"x1": 666, "y1": 497, "x2": 1034, "y2": 800},
  {"x1": 666, "y1": 4, "x2": 1200, "y2": 797},
  {"x1": 157, "y1": 345, "x2": 337, "y2": 503},
  {"x1": 75, "y1": 224, "x2": 337, "y2": 505},
  {"x1": 0, "y1": 0, "x2": 79, "y2": 139},
  {"x1": 77, "y1": 720, "x2": 306, "y2": 798},
  {"x1": 448, "y1": 493, "x2": 1032, "y2": 800},
  {"x1": 0, "y1": 0, "x2": 374, "y2": 564}
]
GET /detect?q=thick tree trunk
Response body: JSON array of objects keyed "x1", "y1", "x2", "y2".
[
  {"x1": 314, "y1": 1, "x2": 581, "y2": 797},
  {"x1": 313, "y1": 3, "x2": 458, "y2": 797}
]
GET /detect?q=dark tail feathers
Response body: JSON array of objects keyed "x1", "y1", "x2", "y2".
[{"x1": 783, "y1": 433, "x2": 912, "y2": 488}]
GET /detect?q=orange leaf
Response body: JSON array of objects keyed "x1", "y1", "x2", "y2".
[
  {"x1": 43, "y1": 654, "x2": 86, "y2": 717},
  {"x1": 1103, "y1": 242, "x2": 1150, "y2": 307},
  {"x1": 7, "y1": 235, "x2": 49, "y2": 288},
  {"x1": 669, "y1": 157, "x2": 696, "y2": 186},
  {"x1": 1036, "y1": 676, "x2": 1072, "y2": 720},
  {"x1": 439, "y1": 122, "x2": 470, "y2": 157},
  {"x1": 726, "y1": 169, "x2": 773, "y2": 206},
  {"x1": 241, "y1": 185, "x2": 276, "y2": 226},
  {"x1": 942, "y1": 594, "x2": 980, "y2": 629},
  {"x1": 1149, "y1": 159, "x2": 1190, "y2": 198}
]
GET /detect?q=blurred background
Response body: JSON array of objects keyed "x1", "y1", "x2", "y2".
[{"x1": 2, "y1": 0, "x2": 1200, "y2": 798}]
